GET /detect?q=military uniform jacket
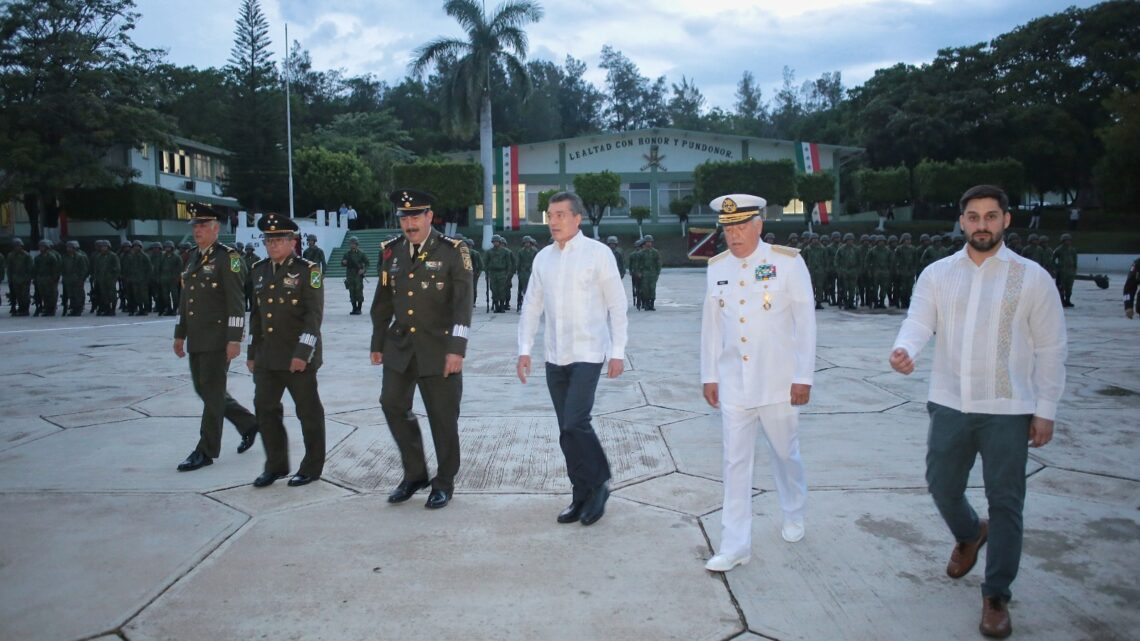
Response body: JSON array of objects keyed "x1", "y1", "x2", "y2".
[
  {"x1": 700, "y1": 242, "x2": 817, "y2": 408},
  {"x1": 370, "y1": 231, "x2": 474, "y2": 376},
  {"x1": 174, "y1": 242, "x2": 246, "y2": 352},
  {"x1": 248, "y1": 256, "x2": 324, "y2": 370}
]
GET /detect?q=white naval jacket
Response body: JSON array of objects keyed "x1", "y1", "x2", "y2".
[{"x1": 700, "y1": 241, "x2": 817, "y2": 407}]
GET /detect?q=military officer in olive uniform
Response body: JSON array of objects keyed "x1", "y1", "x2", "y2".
[
  {"x1": 607, "y1": 236, "x2": 626, "y2": 279},
  {"x1": 464, "y1": 237, "x2": 484, "y2": 308},
  {"x1": 33, "y1": 239, "x2": 62, "y2": 316},
  {"x1": 158, "y1": 241, "x2": 183, "y2": 315},
  {"x1": 173, "y1": 203, "x2": 259, "y2": 472},
  {"x1": 122, "y1": 240, "x2": 151, "y2": 316},
  {"x1": 516, "y1": 235, "x2": 538, "y2": 311},
  {"x1": 342, "y1": 236, "x2": 370, "y2": 314},
  {"x1": 371, "y1": 188, "x2": 473, "y2": 509},
  {"x1": 1053, "y1": 233, "x2": 1078, "y2": 307},
  {"x1": 246, "y1": 213, "x2": 327, "y2": 488}
]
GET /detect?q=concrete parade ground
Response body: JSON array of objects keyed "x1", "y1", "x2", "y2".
[{"x1": 0, "y1": 266, "x2": 1137, "y2": 641}]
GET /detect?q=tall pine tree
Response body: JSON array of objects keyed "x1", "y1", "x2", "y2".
[{"x1": 224, "y1": 0, "x2": 285, "y2": 212}]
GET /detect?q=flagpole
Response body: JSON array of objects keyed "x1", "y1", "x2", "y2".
[{"x1": 284, "y1": 23, "x2": 296, "y2": 219}]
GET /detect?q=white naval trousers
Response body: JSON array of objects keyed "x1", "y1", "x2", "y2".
[{"x1": 718, "y1": 400, "x2": 807, "y2": 557}]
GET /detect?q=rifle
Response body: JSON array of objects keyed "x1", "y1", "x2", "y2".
[{"x1": 1074, "y1": 273, "x2": 1110, "y2": 289}]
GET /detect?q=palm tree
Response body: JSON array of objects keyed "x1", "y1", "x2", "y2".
[{"x1": 412, "y1": 0, "x2": 543, "y2": 249}]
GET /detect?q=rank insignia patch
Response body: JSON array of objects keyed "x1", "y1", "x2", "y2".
[
  {"x1": 230, "y1": 255, "x2": 242, "y2": 273},
  {"x1": 755, "y1": 264, "x2": 777, "y2": 281},
  {"x1": 310, "y1": 270, "x2": 322, "y2": 289}
]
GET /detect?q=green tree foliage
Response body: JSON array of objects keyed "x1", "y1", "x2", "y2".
[
  {"x1": 693, "y1": 159, "x2": 796, "y2": 207},
  {"x1": 629, "y1": 205, "x2": 651, "y2": 237},
  {"x1": 1094, "y1": 90, "x2": 1140, "y2": 210},
  {"x1": 573, "y1": 171, "x2": 623, "y2": 238},
  {"x1": 915, "y1": 159, "x2": 1025, "y2": 207},
  {"x1": 0, "y1": 0, "x2": 170, "y2": 240},
  {"x1": 62, "y1": 184, "x2": 175, "y2": 230},
  {"x1": 796, "y1": 172, "x2": 835, "y2": 204},
  {"x1": 392, "y1": 161, "x2": 482, "y2": 227},
  {"x1": 537, "y1": 188, "x2": 558, "y2": 214},
  {"x1": 853, "y1": 166, "x2": 910, "y2": 209},
  {"x1": 224, "y1": 0, "x2": 285, "y2": 211},
  {"x1": 152, "y1": 65, "x2": 228, "y2": 146},
  {"x1": 599, "y1": 46, "x2": 667, "y2": 131},
  {"x1": 667, "y1": 76, "x2": 706, "y2": 131},
  {"x1": 733, "y1": 71, "x2": 769, "y2": 137},
  {"x1": 669, "y1": 194, "x2": 695, "y2": 235},
  {"x1": 293, "y1": 147, "x2": 375, "y2": 220},
  {"x1": 412, "y1": 0, "x2": 543, "y2": 249},
  {"x1": 304, "y1": 111, "x2": 415, "y2": 214}
]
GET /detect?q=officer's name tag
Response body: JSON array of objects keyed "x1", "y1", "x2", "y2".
[{"x1": 717, "y1": 280, "x2": 728, "y2": 285}]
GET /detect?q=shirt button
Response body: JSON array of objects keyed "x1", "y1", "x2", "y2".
[
  {"x1": 739, "y1": 280, "x2": 745, "y2": 286},
  {"x1": 189, "y1": 299, "x2": 194, "y2": 303},
  {"x1": 409, "y1": 273, "x2": 415, "y2": 279},
  {"x1": 739, "y1": 299, "x2": 746, "y2": 305},
  {"x1": 410, "y1": 327, "x2": 416, "y2": 333},
  {"x1": 267, "y1": 327, "x2": 273, "y2": 333},
  {"x1": 188, "y1": 311, "x2": 194, "y2": 316},
  {"x1": 742, "y1": 355, "x2": 750, "y2": 361},
  {"x1": 407, "y1": 291, "x2": 413, "y2": 297},
  {"x1": 739, "y1": 317, "x2": 746, "y2": 323},
  {"x1": 266, "y1": 313, "x2": 272, "y2": 318},
  {"x1": 269, "y1": 284, "x2": 275, "y2": 289},
  {"x1": 741, "y1": 336, "x2": 748, "y2": 343}
]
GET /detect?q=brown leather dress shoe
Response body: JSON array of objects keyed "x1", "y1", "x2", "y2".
[
  {"x1": 947, "y1": 519, "x2": 988, "y2": 578},
  {"x1": 980, "y1": 596, "x2": 1012, "y2": 638}
]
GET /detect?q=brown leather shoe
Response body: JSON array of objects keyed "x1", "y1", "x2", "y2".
[
  {"x1": 980, "y1": 596, "x2": 1012, "y2": 638},
  {"x1": 947, "y1": 519, "x2": 988, "y2": 578}
]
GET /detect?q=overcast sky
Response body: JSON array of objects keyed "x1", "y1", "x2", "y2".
[{"x1": 131, "y1": 0, "x2": 1102, "y2": 110}]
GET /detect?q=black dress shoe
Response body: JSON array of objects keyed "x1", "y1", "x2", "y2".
[
  {"x1": 287, "y1": 473, "x2": 318, "y2": 487},
  {"x1": 237, "y1": 432, "x2": 257, "y2": 454},
  {"x1": 176, "y1": 450, "x2": 213, "y2": 472},
  {"x1": 387, "y1": 478, "x2": 431, "y2": 503},
  {"x1": 579, "y1": 484, "x2": 610, "y2": 526},
  {"x1": 557, "y1": 500, "x2": 584, "y2": 524},
  {"x1": 253, "y1": 472, "x2": 286, "y2": 487},
  {"x1": 425, "y1": 488, "x2": 452, "y2": 509}
]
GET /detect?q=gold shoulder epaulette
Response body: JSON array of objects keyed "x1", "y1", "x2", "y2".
[
  {"x1": 219, "y1": 243, "x2": 237, "y2": 254},
  {"x1": 252, "y1": 257, "x2": 268, "y2": 267},
  {"x1": 708, "y1": 249, "x2": 730, "y2": 265},
  {"x1": 299, "y1": 257, "x2": 317, "y2": 268},
  {"x1": 443, "y1": 236, "x2": 464, "y2": 248},
  {"x1": 380, "y1": 236, "x2": 401, "y2": 249},
  {"x1": 772, "y1": 244, "x2": 801, "y2": 257}
]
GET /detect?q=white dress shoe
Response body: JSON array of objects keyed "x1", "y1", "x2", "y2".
[
  {"x1": 704, "y1": 553, "x2": 751, "y2": 572},
  {"x1": 781, "y1": 520, "x2": 805, "y2": 543}
]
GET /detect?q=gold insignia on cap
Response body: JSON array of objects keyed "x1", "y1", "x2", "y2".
[{"x1": 722, "y1": 198, "x2": 738, "y2": 214}]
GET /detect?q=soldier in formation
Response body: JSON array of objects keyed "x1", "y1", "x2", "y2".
[
  {"x1": 516, "y1": 235, "x2": 538, "y2": 311},
  {"x1": 302, "y1": 234, "x2": 327, "y2": 273},
  {"x1": 485, "y1": 235, "x2": 516, "y2": 313},
  {"x1": 607, "y1": 236, "x2": 626, "y2": 279},
  {"x1": 629, "y1": 238, "x2": 644, "y2": 309},
  {"x1": 465, "y1": 238, "x2": 483, "y2": 308},
  {"x1": 6, "y1": 239, "x2": 33, "y2": 315},
  {"x1": 60, "y1": 241, "x2": 89, "y2": 316},
  {"x1": 242, "y1": 244, "x2": 258, "y2": 311},
  {"x1": 122, "y1": 240, "x2": 152, "y2": 316},
  {"x1": 91, "y1": 240, "x2": 121, "y2": 316},
  {"x1": 638, "y1": 235, "x2": 662, "y2": 311},
  {"x1": 33, "y1": 239, "x2": 62, "y2": 316},
  {"x1": 341, "y1": 236, "x2": 370, "y2": 315}
]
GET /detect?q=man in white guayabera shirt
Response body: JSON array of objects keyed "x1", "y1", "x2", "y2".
[
  {"x1": 517, "y1": 191, "x2": 628, "y2": 527},
  {"x1": 890, "y1": 184, "x2": 1067, "y2": 640},
  {"x1": 700, "y1": 194, "x2": 816, "y2": 574}
]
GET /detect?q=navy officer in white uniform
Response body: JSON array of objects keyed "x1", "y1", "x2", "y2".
[{"x1": 700, "y1": 193, "x2": 817, "y2": 572}]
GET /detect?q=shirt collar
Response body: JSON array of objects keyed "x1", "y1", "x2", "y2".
[
  {"x1": 556, "y1": 230, "x2": 585, "y2": 251},
  {"x1": 950, "y1": 240, "x2": 1015, "y2": 265}
]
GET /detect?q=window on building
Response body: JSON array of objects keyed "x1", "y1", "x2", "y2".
[
  {"x1": 214, "y1": 160, "x2": 228, "y2": 182},
  {"x1": 524, "y1": 185, "x2": 560, "y2": 224},
  {"x1": 161, "y1": 149, "x2": 190, "y2": 177},
  {"x1": 192, "y1": 153, "x2": 211, "y2": 180},
  {"x1": 139, "y1": 143, "x2": 149, "y2": 159},
  {"x1": 658, "y1": 181, "x2": 695, "y2": 219},
  {"x1": 614, "y1": 182, "x2": 651, "y2": 218}
]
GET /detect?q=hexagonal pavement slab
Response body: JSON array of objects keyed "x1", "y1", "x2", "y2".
[
  {"x1": 702, "y1": 488, "x2": 1139, "y2": 641},
  {"x1": 616, "y1": 472, "x2": 731, "y2": 516},
  {"x1": 0, "y1": 417, "x2": 353, "y2": 493},
  {"x1": 0, "y1": 492, "x2": 245, "y2": 641},
  {"x1": 0, "y1": 415, "x2": 60, "y2": 452},
  {"x1": 0, "y1": 372, "x2": 185, "y2": 419},
  {"x1": 325, "y1": 416, "x2": 673, "y2": 493},
  {"x1": 1032, "y1": 407, "x2": 1140, "y2": 479},
  {"x1": 435, "y1": 375, "x2": 647, "y2": 417},
  {"x1": 802, "y1": 367, "x2": 907, "y2": 414},
  {"x1": 125, "y1": 494, "x2": 742, "y2": 641}
]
